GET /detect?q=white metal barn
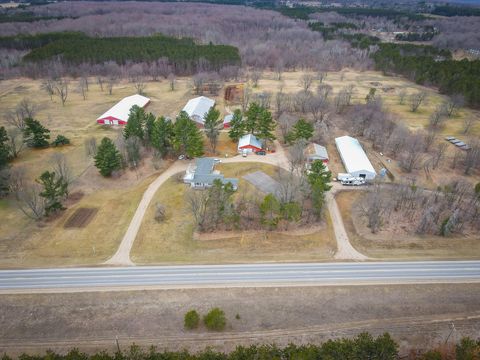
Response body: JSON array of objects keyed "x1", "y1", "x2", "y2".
[
  {"x1": 182, "y1": 96, "x2": 215, "y2": 126},
  {"x1": 96, "y1": 94, "x2": 150, "y2": 125},
  {"x1": 335, "y1": 136, "x2": 376, "y2": 180}
]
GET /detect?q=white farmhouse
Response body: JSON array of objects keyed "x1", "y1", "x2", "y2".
[{"x1": 335, "y1": 135, "x2": 376, "y2": 180}]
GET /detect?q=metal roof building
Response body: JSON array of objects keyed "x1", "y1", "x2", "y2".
[
  {"x1": 304, "y1": 143, "x2": 329, "y2": 163},
  {"x1": 335, "y1": 136, "x2": 376, "y2": 180},
  {"x1": 96, "y1": 94, "x2": 150, "y2": 125},
  {"x1": 183, "y1": 158, "x2": 238, "y2": 190},
  {"x1": 182, "y1": 96, "x2": 215, "y2": 126},
  {"x1": 238, "y1": 134, "x2": 263, "y2": 153}
]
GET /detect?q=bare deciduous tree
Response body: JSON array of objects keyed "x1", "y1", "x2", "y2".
[
  {"x1": 400, "y1": 133, "x2": 425, "y2": 173},
  {"x1": 77, "y1": 78, "x2": 88, "y2": 100},
  {"x1": 84, "y1": 137, "x2": 97, "y2": 157},
  {"x1": 54, "y1": 78, "x2": 69, "y2": 106},
  {"x1": 14, "y1": 182, "x2": 45, "y2": 220},
  {"x1": 250, "y1": 70, "x2": 262, "y2": 88},
  {"x1": 5, "y1": 98, "x2": 38, "y2": 130},
  {"x1": 299, "y1": 73, "x2": 315, "y2": 92},
  {"x1": 6, "y1": 127, "x2": 24, "y2": 158},
  {"x1": 154, "y1": 202, "x2": 166, "y2": 222},
  {"x1": 398, "y1": 89, "x2": 407, "y2": 105},
  {"x1": 444, "y1": 94, "x2": 464, "y2": 117},
  {"x1": 107, "y1": 76, "x2": 117, "y2": 95},
  {"x1": 409, "y1": 91, "x2": 427, "y2": 113},
  {"x1": 50, "y1": 152, "x2": 73, "y2": 196},
  {"x1": 462, "y1": 117, "x2": 476, "y2": 135},
  {"x1": 168, "y1": 73, "x2": 176, "y2": 91}
]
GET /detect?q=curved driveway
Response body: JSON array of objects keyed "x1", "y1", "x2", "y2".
[{"x1": 105, "y1": 141, "x2": 367, "y2": 265}]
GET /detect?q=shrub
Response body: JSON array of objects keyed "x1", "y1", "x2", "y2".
[
  {"x1": 51, "y1": 134, "x2": 70, "y2": 147},
  {"x1": 184, "y1": 310, "x2": 200, "y2": 329},
  {"x1": 203, "y1": 308, "x2": 226, "y2": 331}
]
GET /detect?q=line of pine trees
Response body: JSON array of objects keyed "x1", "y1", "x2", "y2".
[{"x1": 4, "y1": 333, "x2": 480, "y2": 360}]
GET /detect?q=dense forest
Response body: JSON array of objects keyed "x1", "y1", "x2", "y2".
[
  {"x1": 372, "y1": 43, "x2": 480, "y2": 108},
  {"x1": 432, "y1": 5, "x2": 480, "y2": 17},
  {"x1": 3, "y1": 333, "x2": 480, "y2": 360},
  {"x1": 0, "y1": 12, "x2": 71, "y2": 23},
  {"x1": 278, "y1": 6, "x2": 426, "y2": 21},
  {"x1": 0, "y1": 32, "x2": 240, "y2": 73}
]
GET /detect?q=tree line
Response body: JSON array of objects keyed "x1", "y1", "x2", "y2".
[
  {"x1": 277, "y1": 6, "x2": 426, "y2": 21},
  {"x1": 4, "y1": 333, "x2": 480, "y2": 360},
  {"x1": 432, "y1": 5, "x2": 480, "y2": 17},
  {"x1": 372, "y1": 43, "x2": 480, "y2": 108},
  {"x1": 0, "y1": 32, "x2": 241, "y2": 75}
]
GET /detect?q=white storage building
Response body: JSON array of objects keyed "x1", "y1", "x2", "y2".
[
  {"x1": 96, "y1": 94, "x2": 150, "y2": 125},
  {"x1": 335, "y1": 135, "x2": 376, "y2": 180},
  {"x1": 182, "y1": 96, "x2": 215, "y2": 126}
]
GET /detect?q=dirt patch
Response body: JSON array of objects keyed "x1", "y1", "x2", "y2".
[
  {"x1": 242, "y1": 171, "x2": 279, "y2": 195},
  {"x1": 224, "y1": 84, "x2": 244, "y2": 103},
  {"x1": 64, "y1": 208, "x2": 98, "y2": 228}
]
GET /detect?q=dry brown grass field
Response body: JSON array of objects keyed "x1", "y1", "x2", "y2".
[
  {"x1": 131, "y1": 162, "x2": 336, "y2": 264},
  {"x1": 336, "y1": 190, "x2": 480, "y2": 260},
  {"x1": 0, "y1": 69, "x2": 479, "y2": 267},
  {"x1": 0, "y1": 77, "x2": 230, "y2": 268}
]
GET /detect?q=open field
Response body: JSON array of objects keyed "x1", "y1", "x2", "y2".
[
  {"x1": 0, "y1": 77, "x2": 230, "y2": 268},
  {"x1": 131, "y1": 162, "x2": 336, "y2": 264},
  {"x1": 336, "y1": 190, "x2": 480, "y2": 260},
  {"x1": 256, "y1": 69, "x2": 480, "y2": 138},
  {"x1": 0, "y1": 68, "x2": 479, "y2": 267},
  {"x1": 0, "y1": 284, "x2": 479, "y2": 356}
]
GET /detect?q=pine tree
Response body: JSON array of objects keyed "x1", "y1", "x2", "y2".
[
  {"x1": 173, "y1": 111, "x2": 204, "y2": 158},
  {"x1": 228, "y1": 109, "x2": 245, "y2": 142},
  {"x1": 203, "y1": 107, "x2": 222, "y2": 153},
  {"x1": 94, "y1": 137, "x2": 123, "y2": 177},
  {"x1": 124, "y1": 105, "x2": 145, "y2": 140},
  {"x1": 144, "y1": 112, "x2": 156, "y2": 146},
  {"x1": 287, "y1": 118, "x2": 313, "y2": 144},
  {"x1": 307, "y1": 160, "x2": 332, "y2": 218},
  {"x1": 151, "y1": 116, "x2": 173, "y2": 157},
  {"x1": 244, "y1": 102, "x2": 261, "y2": 134},
  {"x1": 37, "y1": 170, "x2": 67, "y2": 216},
  {"x1": 23, "y1": 118, "x2": 50, "y2": 148},
  {"x1": 0, "y1": 126, "x2": 10, "y2": 170},
  {"x1": 256, "y1": 106, "x2": 276, "y2": 142}
]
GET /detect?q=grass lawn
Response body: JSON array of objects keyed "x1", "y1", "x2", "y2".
[
  {"x1": 131, "y1": 162, "x2": 336, "y2": 264},
  {"x1": 336, "y1": 190, "x2": 480, "y2": 260}
]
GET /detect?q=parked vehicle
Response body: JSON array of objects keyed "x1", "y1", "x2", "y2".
[
  {"x1": 242, "y1": 149, "x2": 248, "y2": 157},
  {"x1": 213, "y1": 158, "x2": 222, "y2": 164},
  {"x1": 178, "y1": 155, "x2": 185, "y2": 160},
  {"x1": 255, "y1": 151, "x2": 266, "y2": 155},
  {"x1": 340, "y1": 176, "x2": 366, "y2": 186}
]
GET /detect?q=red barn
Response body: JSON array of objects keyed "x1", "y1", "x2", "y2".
[
  {"x1": 96, "y1": 94, "x2": 150, "y2": 125},
  {"x1": 238, "y1": 134, "x2": 263, "y2": 154}
]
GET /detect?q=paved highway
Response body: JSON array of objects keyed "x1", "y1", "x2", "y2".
[{"x1": 0, "y1": 261, "x2": 479, "y2": 292}]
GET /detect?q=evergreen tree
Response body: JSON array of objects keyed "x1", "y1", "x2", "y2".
[
  {"x1": 228, "y1": 109, "x2": 245, "y2": 142},
  {"x1": 259, "y1": 193, "x2": 281, "y2": 229},
  {"x1": 307, "y1": 160, "x2": 332, "y2": 218},
  {"x1": 287, "y1": 118, "x2": 314, "y2": 144},
  {"x1": 94, "y1": 137, "x2": 123, "y2": 177},
  {"x1": 144, "y1": 112, "x2": 156, "y2": 146},
  {"x1": 256, "y1": 106, "x2": 276, "y2": 142},
  {"x1": 203, "y1": 107, "x2": 222, "y2": 153},
  {"x1": 173, "y1": 111, "x2": 204, "y2": 158},
  {"x1": 244, "y1": 102, "x2": 262, "y2": 134},
  {"x1": 151, "y1": 116, "x2": 173, "y2": 157},
  {"x1": 124, "y1": 105, "x2": 145, "y2": 140},
  {"x1": 37, "y1": 170, "x2": 67, "y2": 216},
  {"x1": 23, "y1": 118, "x2": 50, "y2": 148},
  {"x1": 0, "y1": 126, "x2": 10, "y2": 170}
]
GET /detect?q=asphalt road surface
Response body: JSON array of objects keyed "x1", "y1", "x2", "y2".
[{"x1": 1, "y1": 261, "x2": 479, "y2": 292}]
